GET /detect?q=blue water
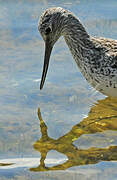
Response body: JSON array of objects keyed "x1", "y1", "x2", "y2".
[{"x1": 0, "y1": 0, "x2": 117, "y2": 179}]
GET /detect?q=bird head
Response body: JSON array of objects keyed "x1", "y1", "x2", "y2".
[{"x1": 38, "y1": 7, "x2": 68, "y2": 89}]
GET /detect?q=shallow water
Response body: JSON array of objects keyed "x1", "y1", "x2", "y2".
[{"x1": 0, "y1": 0, "x2": 117, "y2": 179}]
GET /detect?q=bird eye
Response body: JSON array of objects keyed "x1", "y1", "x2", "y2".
[{"x1": 45, "y1": 27, "x2": 52, "y2": 35}]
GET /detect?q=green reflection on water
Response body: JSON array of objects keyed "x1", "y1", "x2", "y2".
[{"x1": 30, "y1": 97, "x2": 117, "y2": 171}]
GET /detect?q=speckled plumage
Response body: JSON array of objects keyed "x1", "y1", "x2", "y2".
[{"x1": 38, "y1": 7, "x2": 117, "y2": 97}]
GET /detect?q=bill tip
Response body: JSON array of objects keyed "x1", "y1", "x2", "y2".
[{"x1": 40, "y1": 85, "x2": 43, "y2": 90}]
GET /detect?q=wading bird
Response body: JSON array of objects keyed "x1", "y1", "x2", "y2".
[{"x1": 38, "y1": 7, "x2": 117, "y2": 97}]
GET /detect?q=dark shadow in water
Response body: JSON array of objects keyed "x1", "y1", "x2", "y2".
[{"x1": 30, "y1": 97, "x2": 117, "y2": 171}]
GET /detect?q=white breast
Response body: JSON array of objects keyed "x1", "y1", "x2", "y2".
[{"x1": 95, "y1": 83, "x2": 117, "y2": 97}]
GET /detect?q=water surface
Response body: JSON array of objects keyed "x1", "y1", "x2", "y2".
[{"x1": 0, "y1": 0, "x2": 117, "y2": 179}]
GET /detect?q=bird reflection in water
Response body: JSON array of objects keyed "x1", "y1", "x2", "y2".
[{"x1": 30, "y1": 97, "x2": 117, "y2": 172}]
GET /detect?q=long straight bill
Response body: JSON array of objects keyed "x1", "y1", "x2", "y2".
[{"x1": 40, "y1": 41, "x2": 53, "y2": 90}]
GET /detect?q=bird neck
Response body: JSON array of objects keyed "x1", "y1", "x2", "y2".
[{"x1": 62, "y1": 15, "x2": 93, "y2": 69}]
